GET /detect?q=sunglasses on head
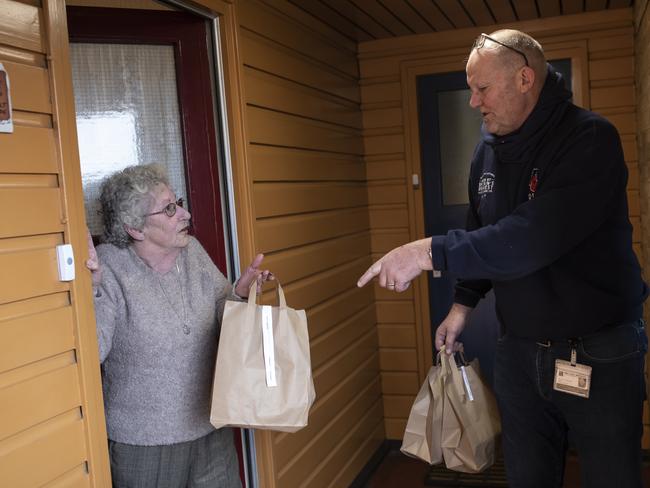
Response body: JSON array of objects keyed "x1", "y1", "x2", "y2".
[{"x1": 473, "y1": 33, "x2": 529, "y2": 67}]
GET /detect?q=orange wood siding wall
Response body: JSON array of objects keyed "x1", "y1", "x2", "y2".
[
  {"x1": 358, "y1": 8, "x2": 647, "y2": 442},
  {"x1": 635, "y1": 0, "x2": 650, "y2": 446},
  {"x1": 363, "y1": 78, "x2": 423, "y2": 440},
  {"x1": 0, "y1": 0, "x2": 110, "y2": 485},
  {"x1": 236, "y1": 1, "x2": 384, "y2": 486}
]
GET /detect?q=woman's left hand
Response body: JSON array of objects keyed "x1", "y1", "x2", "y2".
[{"x1": 234, "y1": 253, "x2": 274, "y2": 297}]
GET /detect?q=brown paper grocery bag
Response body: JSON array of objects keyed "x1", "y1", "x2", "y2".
[
  {"x1": 400, "y1": 354, "x2": 444, "y2": 464},
  {"x1": 440, "y1": 352, "x2": 501, "y2": 473},
  {"x1": 210, "y1": 281, "x2": 315, "y2": 432}
]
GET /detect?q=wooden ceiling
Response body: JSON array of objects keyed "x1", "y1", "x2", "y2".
[{"x1": 289, "y1": 0, "x2": 634, "y2": 42}]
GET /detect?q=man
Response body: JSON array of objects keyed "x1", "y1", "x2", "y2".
[{"x1": 358, "y1": 29, "x2": 648, "y2": 488}]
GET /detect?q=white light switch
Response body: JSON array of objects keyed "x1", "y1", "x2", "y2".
[
  {"x1": 56, "y1": 244, "x2": 75, "y2": 281},
  {"x1": 412, "y1": 173, "x2": 420, "y2": 188}
]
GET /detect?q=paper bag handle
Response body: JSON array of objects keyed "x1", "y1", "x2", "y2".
[
  {"x1": 246, "y1": 279, "x2": 287, "y2": 308},
  {"x1": 433, "y1": 342, "x2": 465, "y2": 366},
  {"x1": 442, "y1": 351, "x2": 473, "y2": 401}
]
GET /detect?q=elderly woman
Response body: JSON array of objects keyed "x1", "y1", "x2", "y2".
[{"x1": 86, "y1": 164, "x2": 270, "y2": 488}]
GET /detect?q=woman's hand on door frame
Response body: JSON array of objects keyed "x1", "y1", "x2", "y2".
[{"x1": 85, "y1": 229, "x2": 102, "y2": 290}]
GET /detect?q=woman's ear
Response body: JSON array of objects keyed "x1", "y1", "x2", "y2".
[{"x1": 124, "y1": 224, "x2": 145, "y2": 242}]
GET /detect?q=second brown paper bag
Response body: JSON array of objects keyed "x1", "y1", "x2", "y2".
[
  {"x1": 440, "y1": 352, "x2": 501, "y2": 473},
  {"x1": 210, "y1": 281, "x2": 315, "y2": 433},
  {"x1": 400, "y1": 355, "x2": 444, "y2": 464}
]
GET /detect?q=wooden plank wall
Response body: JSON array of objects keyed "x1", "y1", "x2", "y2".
[
  {"x1": 236, "y1": 1, "x2": 384, "y2": 486},
  {"x1": 0, "y1": 0, "x2": 110, "y2": 485},
  {"x1": 635, "y1": 0, "x2": 650, "y2": 445},
  {"x1": 357, "y1": 8, "x2": 648, "y2": 442}
]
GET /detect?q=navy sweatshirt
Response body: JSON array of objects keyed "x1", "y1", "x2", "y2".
[{"x1": 429, "y1": 66, "x2": 648, "y2": 341}]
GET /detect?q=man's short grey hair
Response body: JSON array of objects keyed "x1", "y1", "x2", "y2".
[
  {"x1": 99, "y1": 164, "x2": 170, "y2": 248},
  {"x1": 483, "y1": 29, "x2": 547, "y2": 83}
]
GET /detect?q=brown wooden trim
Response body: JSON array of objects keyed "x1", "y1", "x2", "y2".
[
  {"x1": 43, "y1": 0, "x2": 111, "y2": 485},
  {"x1": 211, "y1": 0, "x2": 257, "y2": 266},
  {"x1": 544, "y1": 43, "x2": 591, "y2": 108},
  {"x1": 401, "y1": 62, "x2": 459, "y2": 380}
]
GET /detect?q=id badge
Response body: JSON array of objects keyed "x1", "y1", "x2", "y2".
[{"x1": 553, "y1": 348, "x2": 591, "y2": 398}]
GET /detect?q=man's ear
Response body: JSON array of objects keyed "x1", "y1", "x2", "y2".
[
  {"x1": 519, "y1": 65, "x2": 535, "y2": 94},
  {"x1": 125, "y1": 224, "x2": 145, "y2": 242}
]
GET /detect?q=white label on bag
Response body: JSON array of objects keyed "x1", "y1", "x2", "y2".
[
  {"x1": 460, "y1": 366, "x2": 474, "y2": 401},
  {"x1": 261, "y1": 305, "x2": 277, "y2": 387}
]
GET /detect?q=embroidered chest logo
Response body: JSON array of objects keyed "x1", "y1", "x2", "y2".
[
  {"x1": 528, "y1": 168, "x2": 540, "y2": 200},
  {"x1": 478, "y1": 172, "x2": 495, "y2": 197}
]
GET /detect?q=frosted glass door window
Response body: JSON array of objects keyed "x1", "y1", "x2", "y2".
[
  {"x1": 70, "y1": 43, "x2": 187, "y2": 236},
  {"x1": 437, "y1": 89, "x2": 481, "y2": 206}
]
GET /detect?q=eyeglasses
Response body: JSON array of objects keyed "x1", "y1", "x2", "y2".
[
  {"x1": 145, "y1": 198, "x2": 184, "y2": 218},
  {"x1": 473, "y1": 33, "x2": 529, "y2": 67}
]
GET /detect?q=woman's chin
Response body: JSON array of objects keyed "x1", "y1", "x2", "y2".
[{"x1": 177, "y1": 232, "x2": 191, "y2": 247}]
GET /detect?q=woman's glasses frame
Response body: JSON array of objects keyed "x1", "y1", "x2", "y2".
[
  {"x1": 473, "y1": 33, "x2": 529, "y2": 67},
  {"x1": 145, "y1": 198, "x2": 184, "y2": 218}
]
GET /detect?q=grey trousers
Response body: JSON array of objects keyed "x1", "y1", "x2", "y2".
[{"x1": 108, "y1": 429, "x2": 242, "y2": 488}]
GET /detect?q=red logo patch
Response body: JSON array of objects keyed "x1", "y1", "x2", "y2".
[{"x1": 528, "y1": 168, "x2": 539, "y2": 200}]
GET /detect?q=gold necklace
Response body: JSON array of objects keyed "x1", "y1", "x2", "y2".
[{"x1": 157, "y1": 262, "x2": 190, "y2": 335}]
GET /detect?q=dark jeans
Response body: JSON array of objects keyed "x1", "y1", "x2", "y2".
[{"x1": 494, "y1": 320, "x2": 647, "y2": 488}]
